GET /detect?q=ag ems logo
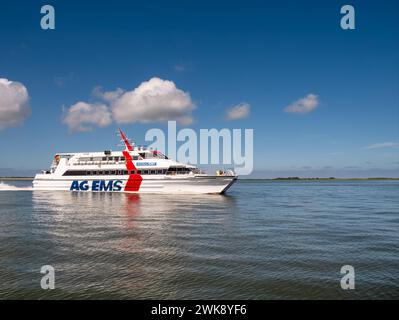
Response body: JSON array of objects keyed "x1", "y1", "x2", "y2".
[{"x1": 70, "y1": 180, "x2": 123, "y2": 191}]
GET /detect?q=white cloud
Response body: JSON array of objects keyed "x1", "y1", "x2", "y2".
[
  {"x1": 0, "y1": 78, "x2": 31, "y2": 129},
  {"x1": 226, "y1": 102, "x2": 250, "y2": 120},
  {"x1": 62, "y1": 102, "x2": 112, "y2": 132},
  {"x1": 111, "y1": 77, "x2": 195, "y2": 125},
  {"x1": 92, "y1": 86, "x2": 124, "y2": 102},
  {"x1": 284, "y1": 94, "x2": 319, "y2": 114},
  {"x1": 62, "y1": 77, "x2": 195, "y2": 132},
  {"x1": 365, "y1": 142, "x2": 399, "y2": 149}
]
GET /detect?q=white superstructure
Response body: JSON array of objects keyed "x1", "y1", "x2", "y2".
[{"x1": 33, "y1": 129, "x2": 237, "y2": 194}]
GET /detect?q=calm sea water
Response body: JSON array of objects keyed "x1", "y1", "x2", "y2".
[{"x1": 0, "y1": 179, "x2": 398, "y2": 299}]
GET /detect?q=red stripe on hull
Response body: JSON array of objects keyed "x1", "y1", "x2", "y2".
[
  {"x1": 123, "y1": 150, "x2": 142, "y2": 192},
  {"x1": 124, "y1": 174, "x2": 142, "y2": 192}
]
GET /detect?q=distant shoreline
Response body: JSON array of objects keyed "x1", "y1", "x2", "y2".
[
  {"x1": 1, "y1": 177, "x2": 398, "y2": 182},
  {"x1": 248, "y1": 177, "x2": 399, "y2": 181}
]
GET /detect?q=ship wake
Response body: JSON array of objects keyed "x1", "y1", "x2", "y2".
[{"x1": 0, "y1": 182, "x2": 33, "y2": 191}]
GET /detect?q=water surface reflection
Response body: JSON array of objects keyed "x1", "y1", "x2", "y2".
[
  {"x1": 1, "y1": 180, "x2": 398, "y2": 299},
  {"x1": 29, "y1": 191, "x2": 238, "y2": 298}
]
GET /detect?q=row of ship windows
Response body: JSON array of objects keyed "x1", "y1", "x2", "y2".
[
  {"x1": 76, "y1": 156, "x2": 128, "y2": 162},
  {"x1": 75, "y1": 154, "x2": 153, "y2": 162},
  {"x1": 63, "y1": 168, "x2": 191, "y2": 176},
  {"x1": 64, "y1": 169, "x2": 164, "y2": 176}
]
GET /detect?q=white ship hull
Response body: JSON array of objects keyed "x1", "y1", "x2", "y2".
[
  {"x1": 32, "y1": 129, "x2": 237, "y2": 194},
  {"x1": 33, "y1": 175, "x2": 237, "y2": 194}
]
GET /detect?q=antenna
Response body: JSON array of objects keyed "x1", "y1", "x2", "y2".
[{"x1": 118, "y1": 128, "x2": 134, "y2": 151}]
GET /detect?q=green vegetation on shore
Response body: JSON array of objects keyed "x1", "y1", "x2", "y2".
[{"x1": 257, "y1": 177, "x2": 399, "y2": 181}]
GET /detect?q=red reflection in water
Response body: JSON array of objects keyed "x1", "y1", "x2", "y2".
[{"x1": 124, "y1": 193, "x2": 142, "y2": 228}]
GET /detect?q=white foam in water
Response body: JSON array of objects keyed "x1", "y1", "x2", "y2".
[{"x1": 0, "y1": 182, "x2": 33, "y2": 191}]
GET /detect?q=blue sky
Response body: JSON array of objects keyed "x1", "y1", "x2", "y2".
[{"x1": 0, "y1": 0, "x2": 398, "y2": 177}]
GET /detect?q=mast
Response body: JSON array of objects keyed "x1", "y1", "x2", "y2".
[{"x1": 118, "y1": 128, "x2": 133, "y2": 151}]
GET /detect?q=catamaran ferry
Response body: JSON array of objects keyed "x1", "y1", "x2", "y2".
[{"x1": 33, "y1": 129, "x2": 237, "y2": 194}]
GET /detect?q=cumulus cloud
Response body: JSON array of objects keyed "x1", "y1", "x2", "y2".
[
  {"x1": 284, "y1": 94, "x2": 319, "y2": 114},
  {"x1": 62, "y1": 77, "x2": 195, "y2": 132},
  {"x1": 365, "y1": 142, "x2": 399, "y2": 149},
  {"x1": 111, "y1": 77, "x2": 195, "y2": 125},
  {"x1": 0, "y1": 78, "x2": 31, "y2": 129},
  {"x1": 62, "y1": 102, "x2": 112, "y2": 132},
  {"x1": 92, "y1": 86, "x2": 124, "y2": 102},
  {"x1": 226, "y1": 102, "x2": 250, "y2": 120}
]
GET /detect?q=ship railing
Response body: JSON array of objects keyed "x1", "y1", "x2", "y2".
[{"x1": 72, "y1": 160, "x2": 126, "y2": 166}]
